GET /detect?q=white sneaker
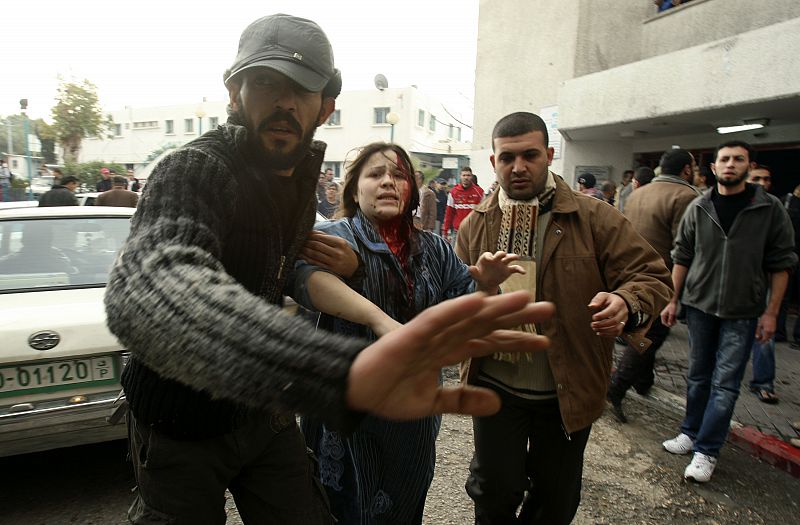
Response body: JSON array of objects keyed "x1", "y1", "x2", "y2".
[
  {"x1": 684, "y1": 452, "x2": 717, "y2": 483},
  {"x1": 662, "y1": 433, "x2": 694, "y2": 455}
]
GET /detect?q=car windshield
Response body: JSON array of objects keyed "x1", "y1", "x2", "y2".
[{"x1": 0, "y1": 217, "x2": 131, "y2": 292}]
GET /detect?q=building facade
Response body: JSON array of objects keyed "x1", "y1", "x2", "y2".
[
  {"x1": 471, "y1": 0, "x2": 800, "y2": 194},
  {"x1": 80, "y1": 86, "x2": 472, "y2": 180}
]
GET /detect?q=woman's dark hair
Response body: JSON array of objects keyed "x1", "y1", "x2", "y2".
[{"x1": 337, "y1": 142, "x2": 419, "y2": 222}]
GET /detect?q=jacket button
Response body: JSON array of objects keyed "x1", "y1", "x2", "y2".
[
  {"x1": 639, "y1": 342, "x2": 645, "y2": 347},
  {"x1": 557, "y1": 384, "x2": 564, "y2": 390},
  {"x1": 555, "y1": 229, "x2": 562, "y2": 235}
]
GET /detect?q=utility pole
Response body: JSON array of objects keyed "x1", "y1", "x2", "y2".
[
  {"x1": 20, "y1": 99, "x2": 33, "y2": 200},
  {"x1": 5, "y1": 117, "x2": 12, "y2": 155}
]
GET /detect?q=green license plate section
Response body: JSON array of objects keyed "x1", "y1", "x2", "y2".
[{"x1": 0, "y1": 355, "x2": 118, "y2": 398}]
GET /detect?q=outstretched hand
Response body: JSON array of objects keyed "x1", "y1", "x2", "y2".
[
  {"x1": 346, "y1": 291, "x2": 554, "y2": 420},
  {"x1": 469, "y1": 251, "x2": 526, "y2": 294}
]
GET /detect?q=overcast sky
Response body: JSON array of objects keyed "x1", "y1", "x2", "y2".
[{"x1": 2, "y1": 0, "x2": 478, "y2": 124}]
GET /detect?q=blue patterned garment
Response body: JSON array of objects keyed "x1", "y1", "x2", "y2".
[{"x1": 294, "y1": 210, "x2": 475, "y2": 524}]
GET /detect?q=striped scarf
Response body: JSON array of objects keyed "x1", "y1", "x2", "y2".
[{"x1": 492, "y1": 173, "x2": 555, "y2": 362}]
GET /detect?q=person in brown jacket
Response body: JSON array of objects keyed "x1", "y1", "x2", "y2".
[
  {"x1": 414, "y1": 170, "x2": 437, "y2": 231},
  {"x1": 95, "y1": 176, "x2": 139, "y2": 207},
  {"x1": 455, "y1": 111, "x2": 672, "y2": 525},
  {"x1": 608, "y1": 149, "x2": 701, "y2": 423}
]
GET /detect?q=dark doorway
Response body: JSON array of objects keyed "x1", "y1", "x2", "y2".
[
  {"x1": 634, "y1": 143, "x2": 800, "y2": 198},
  {"x1": 755, "y1": 146, "x2": 800, "y2": 199}
]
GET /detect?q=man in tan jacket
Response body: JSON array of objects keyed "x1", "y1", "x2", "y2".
[
  {"x1": 608, "y1": 149, "x2": 701, "y2": 423},
  {"x1": 456, "y1": 111, "x2": 671, "y2": 524},
  {"x1": 95, "y1": 176, "x2": 139, "y2": 207},
  {"x1": 414, "y1": 170, "x2": 437, "y2": 231}
]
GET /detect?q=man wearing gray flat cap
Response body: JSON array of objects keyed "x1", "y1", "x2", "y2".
[{"x1": 105, "y1": 13, "x2": 552, "y2": 525}]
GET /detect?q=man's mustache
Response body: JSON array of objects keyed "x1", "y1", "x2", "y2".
[{"x1": 257, "y1": 111, "x2": 303, "y2": 136}]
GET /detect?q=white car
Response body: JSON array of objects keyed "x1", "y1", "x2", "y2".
[
  {"x1": 0, "y1": 200, "x2": 39, "y2": 211},
  {"x1": 29, "y1": 175, "x2": 55, "y2": 198},
  {"x1": 0, "y1": 206, "x2": 133, "y2": 456},
  {"x1": 75, "y1": 192, "x2": 101, "y2": 206}
]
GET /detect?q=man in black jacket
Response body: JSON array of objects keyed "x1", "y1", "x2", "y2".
[
  {"x1": 96, "y1": 168, "x2": 113, "y2": 192},
  {"x1": 662, "y1": 141, "x2": 796, "y2": 483},
  {"x1": 38, "y1": 175, "x2": 79, "y2": 207},
  {"x1": 105, "y1": 14, "x2": 550, "y2": 525}
]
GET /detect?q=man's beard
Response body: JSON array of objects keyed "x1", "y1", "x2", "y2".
[
  {"x1": 717, "y1": 171, "x2": 747, "y2": 187},
  {"x1": 239, "y1": 108, "x2": 317, "y2": 170}
]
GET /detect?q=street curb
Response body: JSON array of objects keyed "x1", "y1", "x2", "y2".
[
  {"x1": 728, "y1": 425, "x2": 800, "y2": 478},
  {"x1": 630, "y1": 386, "x2": 800, "y2": 479}
]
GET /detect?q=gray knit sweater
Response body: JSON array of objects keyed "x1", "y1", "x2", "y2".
[{"x1": 105, "y1": 123, "x2": 367, "y2": 438}]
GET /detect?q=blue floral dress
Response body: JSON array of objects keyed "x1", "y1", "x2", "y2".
[{"x1": 294, "y1": 210, "x2": 475, "y2": 524}]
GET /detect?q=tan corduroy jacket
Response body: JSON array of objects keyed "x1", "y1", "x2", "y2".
[
  {"x1": 416, "y1": 185, "x2": 437, "y2": 231},
  {"x1": 96, "y1": 187, "x2": 139, "y2": 207},
  {"x1": 455, "y1": 175, "x2": 672, "y2": 432},
  {"x1": 624, "y1": 175, "x2": 701, "y2": 268}
]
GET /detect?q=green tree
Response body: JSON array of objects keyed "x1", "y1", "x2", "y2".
[
  {"x1": 145, "y1": 142, "x2": 181, "y2": 163},
  {"x1": 0, "y1": 114, "x2": 27, "y2": 156},
  {"x1": 51, "y1": 78, "x2": 108, "y2": 163},
  {"x1": 34, "y1": 119, "x2": 57, "y2": 164},
  {"x1": 62, "y1": 160, "x2": 126, "y2": 191}
]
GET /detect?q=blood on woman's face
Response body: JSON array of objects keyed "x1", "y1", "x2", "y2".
[{"x1": 355, "y1": 150, "x2": 411, "y2": 224}]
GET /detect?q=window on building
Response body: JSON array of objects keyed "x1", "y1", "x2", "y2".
[
  {"x1": 209, "y1": 117, "x2": 219, "y2": 128},
  {"x1": 418, "y1": 109, "x2": 425, "y2": 127},
  {"x1": 374, "y1": 107, "x2": 390, "y2": 124},
  {"x1": 429, "y1": 115, "x2": 436, "y2": 132},
  {"x1": 448, "y1": 124, "x2": 454, "y2": 138},
  {"x1": 114, "y1": 124, "x2": 122, "y2": 136},
  {"x1": 12, "y1": 159, "x2": 18, "y2": 169},
  {"x1": 185, "y1": 118, "x2": 194, "y2": 133},
  {"x1": 125, "y1": 123, "x2": 130, "y2": 129},
  {"x1": 457, "y1": 127, "x2": 462, "y2": 141},
  {"x1": 132, "y1": 121, "x2": 158, "y2": 129},
  {"x1": 327, "y1": 110, "x2": 341, "y2": 126},
  {"x1": 165, "y1": 120, "x2": 174, "y2": 134}
]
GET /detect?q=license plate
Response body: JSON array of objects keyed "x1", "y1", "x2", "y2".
[{"x1": 0, "y1": 356, "x2": 119, "y2": 398}]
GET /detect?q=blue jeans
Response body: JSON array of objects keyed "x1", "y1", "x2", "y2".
[
  {"x1": 776, "y1": 269, "x2": 800, "y2": 341},
  {"x1": 682, "y1": 306, "x2": 756, "y2": 458},
  {"x1": 750, "y1": 339, "x2": 776, "y2": 392}
]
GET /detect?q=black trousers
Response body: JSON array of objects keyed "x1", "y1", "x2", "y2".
[
  {"x1": 466, "y1": 384, "x2": 591, "y2": 525},
  {"x1": 608, "y1": 317, "x2": 670, "y2": 403},
  {"x1": 127, "y1": 413, "x2": 331, "y2": 525}
]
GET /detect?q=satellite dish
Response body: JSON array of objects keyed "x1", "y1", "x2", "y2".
[{"x1": 374, "y1": 74, "x2": 389, "y2": 91}]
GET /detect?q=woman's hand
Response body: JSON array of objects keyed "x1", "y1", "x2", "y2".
[{"x1": 469, "y1": 251, "x2": 525, "y2": 295}]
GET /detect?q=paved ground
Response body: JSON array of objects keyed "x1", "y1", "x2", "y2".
[
  {"x1": 646, "y1": 320, "x2": 800, "y2": 442},
  {"x1": 423, "y1": 368, "x2": 800, "y2": 525},
  {"x1": 613, "y1": 317, "x2": 800, "y2": 477}
]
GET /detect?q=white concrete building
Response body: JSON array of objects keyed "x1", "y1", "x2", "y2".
[
  {"x1": 80, "y1": 86, "x2": 472, "y2": 180},
  {"x1": 471, "y1": 0, "x2": 800, "y2": 195}
]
